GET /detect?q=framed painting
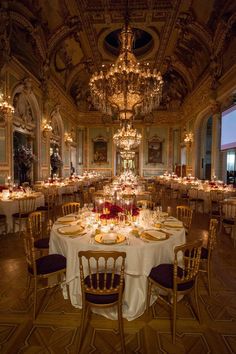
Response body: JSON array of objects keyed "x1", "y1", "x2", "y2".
[
  {"x1": 148, "y1": 136, "x2": 163, "y2": 164},
  {"x1": 93, "y1": 136, "x2": 108, "y2": 163}
]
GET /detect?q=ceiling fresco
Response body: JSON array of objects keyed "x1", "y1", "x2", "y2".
[{"x1": 0, "y1": 0, "x2": 235, "y2": 118}]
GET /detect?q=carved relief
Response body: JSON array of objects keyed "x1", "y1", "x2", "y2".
[{"x1": 13, "y1": 78, "x2": 36, "y2": 130}]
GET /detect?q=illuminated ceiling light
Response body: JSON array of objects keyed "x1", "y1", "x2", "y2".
[
  {"x1": 89, "y1": 24, "x2": 163, "y2": 121},
  {"x1": 0, "y1": 90, "x2": 14, "y2": 116},
  {"x1": 184, "y1": 132, "x2": 194, "y2": 146},
  {"x1": 113, "y1": 122, "x2": 142, "y2": 150},
  {"x1": 42, "y1": 119, "x2": 53, "y2": 134},
  {"x1": 64, "y1": 132, "x2": 73, "y2": 144}
]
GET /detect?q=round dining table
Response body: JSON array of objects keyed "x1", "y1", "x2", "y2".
[
  {"x1": 49, "y1": 214, "x2": 186, "y2": 321},
  {"x1": 0, "y1": 192, "x2": 44, "y2": 233}
]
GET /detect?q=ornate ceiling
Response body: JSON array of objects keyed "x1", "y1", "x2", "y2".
[{"x1": 1, "y1": 0, "x2": 236, "y2": 118}]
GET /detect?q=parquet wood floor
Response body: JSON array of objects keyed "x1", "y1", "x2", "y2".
[{"x1": 0, "y1": 211, "x2": 236, "y2": 353}]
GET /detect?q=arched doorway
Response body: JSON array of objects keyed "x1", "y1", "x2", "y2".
[
  {"x1": 49, "y1": 106, "x2": 64, "y2": 177},
  {"x1": 204, "y1": 116, "x2": 212, "y2": 180},
  {"x1": 12, "y1": 78, "x2": 40, "y2": 185}
]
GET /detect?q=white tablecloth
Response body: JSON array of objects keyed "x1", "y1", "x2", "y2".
[
  {"x1": 0, "y1": 193, "x2": 44, "y2": 232},
  {"x1": 50, "y1": 221, "x2": 186, "y2": 321}
]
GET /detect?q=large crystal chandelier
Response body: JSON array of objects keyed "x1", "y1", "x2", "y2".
[
  {"x1": 113, "y1": 123, "x2": 142, "y2": 150},
  {"x1": 89, "y1": 24, "x2": 163, "y2": 121}
]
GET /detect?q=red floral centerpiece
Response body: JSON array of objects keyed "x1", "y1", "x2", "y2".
[{"x1": 98, "y1": 202, "x2": 139, "y2": 220}]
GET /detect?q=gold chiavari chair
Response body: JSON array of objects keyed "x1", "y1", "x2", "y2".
[
  {"x1": 0, "y1": 214, "x2": 7, "y2": 235},
  {"x1": 37, "y1": 188, "x2": 57, "y2": 222},
  {"x1": 23, "y1": 233, "x2": 66, "y2": 319},
  {"x1": 77, "y1": 251, "x2": 126, "y2": 353},
  {"x1": 28, "y1": 211, "x2": 49, "y2": 253},
  {"x1": 176, "y1": 205, "x2": 193, "y2": 234},
  {"x1": 88, "y1": 186, "x2": 96, "y2": 203},
  {"x1": 61, "y1": 185, "x2": 74, "y2": 203},
  {"x1": 221, "y1": 200, "x2": 236, "y2": 247},
  {"x1": 13, "y1": 196, "x2": 36, "y2": 236},
  {"x1": 147, "y1": 240, "x2": 202, "y2": 344},
  {"x1": 136, "y1": 199, "x2": 154, "y2": 210},
  {"x1": 62, "y1": 202, "x2": 80, "y2": 216},
  {"x1": 209, "y1": 190, "x2": 224, "y2": 219},
  {"x1": 199, "y1": 219, "x2": 218, "y2": 296},
  {"x1": 188, "y1": 188, "x2": 204, "y2": 213}
]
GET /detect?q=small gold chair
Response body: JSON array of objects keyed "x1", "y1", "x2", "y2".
[
  {"x1": 37, "y1": 189, "x2": 57, "y2": 222},
  {"x1": 147, "y1": 240, "x2": 202, "y2": 344},
  {"x1": 23, "y1": 233, "x2": 66, "y2": 319},
  {"x1": 62, "y1": 202, "x2": 80, "y2": 216},
  {"x1": 0, "y1": 214, "x2": 7, "y2": 235},
  {"x1": 136, "y1": 199, "x2": 154, "y2": 210},
  {"x1": 13, "y1": 197, "x2": 36, "y2": 236},
  {"x1": 28, "y1": 211, "x2": 49, "y2": 252},
  {"x1": 78, "y1": 250, "x2": 126, "y2": 353},
  {"x1": 199, "y1": 218, "x2": 218, "y2": 296},
  {"x1": 176, "y1": 205, "x2": 193, "y2": 234},
  {"x1": 188, "y1": 189, "x2": 204, "y2": 213}
]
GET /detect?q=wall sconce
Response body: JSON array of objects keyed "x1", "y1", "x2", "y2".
[
  {"x1": 184, "y1": 132, "x2": 194, "y2": 147},
  {"x1": 42, "y1": 119, "x2": 53, "y2": 136},
  {"x1": 0, "y1": 89, "x2": 14, "y2": 117},
  {"x1": 64, "y1": 132, "x2": 73, "y2": 144}
]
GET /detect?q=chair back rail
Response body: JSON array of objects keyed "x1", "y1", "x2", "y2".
[
  {"x1": 79, "y1": 251, "x2": 126, "y2": 297},
  {"x1": 62, "y1": 202, "x2": 80, "y2": 216},
  {"x1": 174, "y1": 240, "x2": 202, "y2": 289}
]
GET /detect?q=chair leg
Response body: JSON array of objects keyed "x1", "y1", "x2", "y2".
[
  {"x1": 33, "y1": 278, "x2": 38, "y2": 319},
  {"x1": 146, "y1": 279, "x2": 152, "y2": 313},
  {"x1": 194, "y1": 276, "x2": 201, "y2": 324},
  {"x1": 207, "y1": 259, "x2": 212, "y2": 296},
  {"x1": 172, "y1": 293, "x2": 177, "y2": 344},
  {"x1": 26, "y1": 275, "x2": 32, "y2": 297},
  {"x1": 77, "y1": 304, "x2": 88, "y2": 351},
  {"x1": 117, "y1": 302, "x2": 126, "y2": 354}
]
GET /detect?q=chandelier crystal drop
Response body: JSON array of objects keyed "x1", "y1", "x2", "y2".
[
  {"x1": 89, "y1": 24, "x2": 163, "y2": 121},
  {"x1": 120, "y1": 150, "x2": 135, "y2": 160},
  {"x1": 113, "y1": 123, "x2": 142, "y2": 150}
]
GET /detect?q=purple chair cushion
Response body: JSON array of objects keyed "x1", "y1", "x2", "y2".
[
  {"x1": 37, "y1": 206, "x2": 48, "y2": 211},
  {"x1": 28, "y1": 254, "x2": 66, "y2": 275},
  {"x1": 12, "y1": 212, "x2": 29, "y2": 218},
  {"x1": 34, "y1": 237, "x2": 50, "y2": 249},
  {"x1": 84, "y1": 273, "x2": 123, "y2": 304},
  {"x1": 200, "y1": 247, "x2": 208, "y2": 259},
  {"x1": 223, "y1": 218, "x2": 235, "y2": 225},
  {"x1": 149, "y1": 264, "x2": 194, "y2": 291}
]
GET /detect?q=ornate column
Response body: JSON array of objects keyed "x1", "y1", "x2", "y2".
[{"x1": 210, "y1": 101, "x2": 221, "y2": 179}]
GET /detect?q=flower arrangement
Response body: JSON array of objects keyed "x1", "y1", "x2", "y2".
[
  {"x1": 98, "y1": 202, "x2": 139, "y2": 220},
  {"x1": 14, "y1": 145, "x2": 37, "y2": 170}
]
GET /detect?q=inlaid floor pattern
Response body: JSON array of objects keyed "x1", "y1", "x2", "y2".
[{"x1": 0, "y1": 212, "x2": 236, "y2": 354}]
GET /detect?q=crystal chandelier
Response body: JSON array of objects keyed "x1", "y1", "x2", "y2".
[
  {"x1": 113, "y1": 123, "x2": 142, "y2": 150},
  {"x1": 64, "y1": 132, "x2": 73, "y2": 144},
  {"x1": 184, "y1": 132, "x2": 194, "y2": 146},
  {"x1": 0, "y1": 90, "x2": 14, "y2": 116},
  {"x1": 89, "y1": 24, "x2": 163, "y2": 121},
  {"x1": 120, "y1": 150, "x2": 135, "y2": 160},
  {"x1": 42, "y1": 119, "x2": 53, "y2": 133}
]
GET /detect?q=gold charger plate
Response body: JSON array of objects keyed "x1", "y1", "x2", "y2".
[
  {"x1": 58, "y1": 225, "x2": 85, "y2": 236},
  {"x1": 57, "y1": 215, "x2": 77, "y2": 224},
  {"x1": 141, "y1": 230, "x2": 169, "y2": 241},
  {"x1": 95, "y1": 233, "x2": 126, "y2": 245},
  {"x1": 163, "y1": 222, "x2": 183, "y2": 228}
]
